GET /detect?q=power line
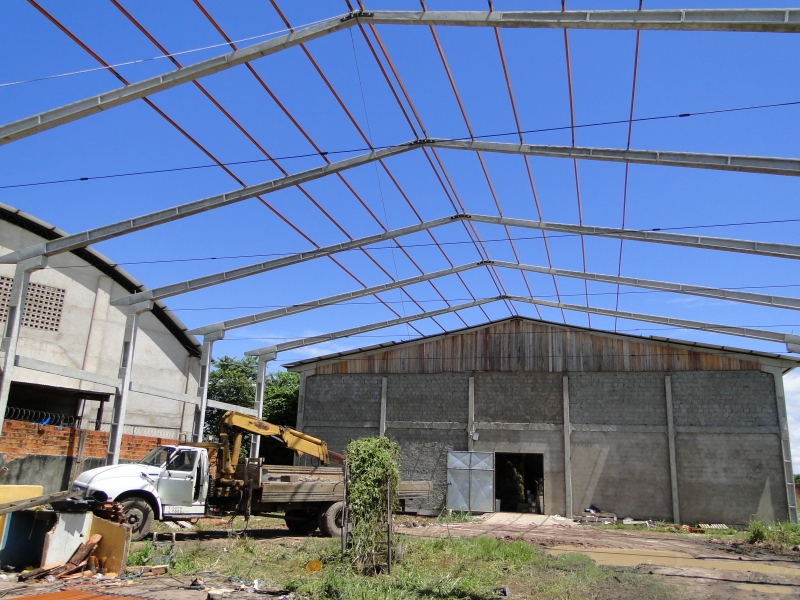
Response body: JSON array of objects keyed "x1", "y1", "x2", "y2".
[
  {"x1": 42, "y1": 216, "x2": 800, "y2": 270},
  {"x1": 2, "y1": 99, "x2": 799, "y2": 190},
  {"x1": 0, "y1": 17, "x2": 331, "y2": 88},
  {"x1": 164, "y1": 285, "x2": 800, "y2": 312}
]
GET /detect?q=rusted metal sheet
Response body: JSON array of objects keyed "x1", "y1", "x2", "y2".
[{"x1": 313, "y1": 319, "x2": 764, "y2": 375}]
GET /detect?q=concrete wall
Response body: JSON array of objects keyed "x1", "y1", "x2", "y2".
[
  {"x1": 0, "y1": 220, "x2": 199, "y2": 436},
  {"x1": 298, "y1": 368, "x2": 789, "y2": 523}
]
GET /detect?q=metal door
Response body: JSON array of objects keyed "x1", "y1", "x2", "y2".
[
  {"x1": 158, "y1": 449, "x2": 199, "y2": 508},
  {"x1": 446, "y1": 451, "x2": 495, "y2": 513}
]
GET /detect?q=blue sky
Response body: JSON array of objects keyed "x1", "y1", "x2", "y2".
[{"x1": 2, "y1": 1, "x2": 800, "y2": 461}]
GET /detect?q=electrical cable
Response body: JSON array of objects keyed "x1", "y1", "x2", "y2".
[
  {"x1": 39, "y1": 216, "x2": 800, "y2": 270},
  {"x1": 3, "y1": 99, "x2": 797, "y2": 190}
]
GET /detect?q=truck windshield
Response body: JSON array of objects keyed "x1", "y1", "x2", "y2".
[{"x1": 140, "y1": 446, "x2": 175, "y2": 467}]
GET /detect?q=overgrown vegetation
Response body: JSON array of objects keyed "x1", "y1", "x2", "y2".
[
  {"x1": 148, "y1": 535, "x2": 671, "y2": 599},
  {"x1": 746, "y1": 518, "x2": 800, "y2": 547},
  {"x1": 345, "y1": 437, "x2": 400, "y2": 574},
  {"x1": 203, "y1": 356, "x2": 298, "y2": 460}
]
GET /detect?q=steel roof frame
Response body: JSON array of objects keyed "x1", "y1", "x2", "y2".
[
  {"x1": 180, "y1": 257, "x2": 800, "y2": 340},
  {"x1": 2, "y1": 8, "x2": 799, "y2": 146},
  {"x1": 508, "y1": 296, "x2": 800, "y2": 352},
  {"x1": 4, "y1": 139, "x2": 800, "y2": 265}
]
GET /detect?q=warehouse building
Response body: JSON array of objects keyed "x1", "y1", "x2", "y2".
[
  {"x1": 0, "y1": 203, "x2": 202, "y2": 488},
  {"x1": 286, "y1": 316, "x2": 797, "y2": 525}
]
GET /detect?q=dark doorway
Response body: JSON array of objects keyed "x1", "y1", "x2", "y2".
[{"x1": 495, "y1": 453, "x2": 544, "y2": 513}]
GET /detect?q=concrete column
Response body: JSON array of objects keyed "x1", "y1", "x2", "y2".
[
  {"x1": 563, "y1": 375, "x2": 573, "y2": 519},
  {"x1": 244, "y1": 347, "x2": 276, "y2": 459},
  {"x1": 379, "y1": 376, "x2": 387, "y2": 436},
  {"x1": 0, "y1": 255, "x2": 47, "y2": 435},
  {"x1": 467, "y1": 376, "x2": 475, "y2": 451},
  {"x1": 294, "y1": 369, "x2": 312, "y2": 467},
  {"x1": 79, "y1": 276, "x2": 112, "y2": 422},
  {"x1": 193, "y1": 331, "x2": 224, "y2": 443},
  {"x1": 762, "y1": 365, "x2": 798, "y2": 523},
  {"x1": 107, "y1": 301, "x2": 152, "y2": 465},
  {"x1": 665, "y1": 375, "x2": 681, "y2": 524}
]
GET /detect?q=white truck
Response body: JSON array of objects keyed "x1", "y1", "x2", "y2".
[{"x1": 71, "y1": 412, "x2": 431, "y2": 540}]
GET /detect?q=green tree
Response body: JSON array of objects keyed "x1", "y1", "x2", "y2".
[
  {"x1": 204, "y1": 355, "x2": 257, "y2": 449},
  {"x1": 203, "y1": 356, "x2": 299, "y2": 463},
  {"x1": 261, "y1": 371, "x2": 299, "y2": 464}
]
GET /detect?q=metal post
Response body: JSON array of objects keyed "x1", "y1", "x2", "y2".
[
  {"x1": 467, "y1": 376, "x2": 475, "y2": 451},
  {"x1": 562, "y1": 375, "x2": 573, "y2": 519},
  {"x1": 379, "y1": 377, "x2": 387, "y2": 437},
  {"x1": 762, "y1": 366, "x2": 798, "y2": 523},
  {"x1": 245, "y1": 348, "x2": 276, "y2": 458},
  {"x1": 107, "y1": 301, "x2": 152, "y2": 465},
  {"x1": 0, "y1": 256, "x2": 47, "y2": 434},
  {"x1": 665, "y1": 376, "x2": 680, "y2": 524},
  {"x1": 193, "y1": 331, "x2": 224, "y2": 443}
]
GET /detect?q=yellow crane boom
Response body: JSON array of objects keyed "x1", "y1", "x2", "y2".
[{"x1": 218, "y1": 411, "x2": 344, "y2": 475}]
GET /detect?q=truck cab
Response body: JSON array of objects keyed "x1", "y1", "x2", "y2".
[{"x1": 71, "y1": 444, "x2": 210, "y2": 540}]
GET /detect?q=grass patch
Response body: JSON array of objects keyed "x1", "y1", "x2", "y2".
[
  {"x1": 436, "y1": 510, "x2": 476, "y2": 524},
  {"x1": 745, "y1": 518, "x2": 800, "y2": 547},
  {"x1": 139, "y1": 534, "x2": 673, "y2": 599}
]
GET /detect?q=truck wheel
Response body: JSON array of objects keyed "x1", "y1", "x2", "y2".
[
  {"x1": 121, "y1": 498, "x2": 154, "y2": 541},
  {"x1": 319, "y1": 501, "x2": 344, "y2": 538},
  {"x1": 284, "y1": 510, "x2": 318, "y2": 535}
]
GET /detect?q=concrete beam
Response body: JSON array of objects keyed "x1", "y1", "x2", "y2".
[
  {"x1": 369, "y1": 9, "x2": 800, "y2": 33},
  {"x1": 0, "y1": 16, "x2": 355, "y2": 146},
  {"x1": 473, "y1": 215, "x2": 800, "y2": 260},
  {"x1": 508, "y1": 296, "x2": 800, "y2": 350},
  {"x1": 3, "y1": 10, "x2": 796, "y2": 147},
  {"x1": 496, "y1": 261, "x2": 800, "y2": 312},
  {"x1": 246, "y1": 296, "x2": 499, "y2": 356},
  {"x1": 115, "y1": 215, "x2": 459, "y2": 307},
  {"x1": 15, "y1": 355, "x2": 121, "y2": 389},
  {"x1": 0, "y1": 143, "x2": 417, "y2": 264},
  {"x1": 187, "y1": 261, "x2": 485, "y2": 336},
  {"x1": 434, "y1": 139, "x2": 800, "y2": 177}
]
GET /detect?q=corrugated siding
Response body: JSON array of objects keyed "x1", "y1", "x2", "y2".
[{"x1": 314, "y1": 320, "x2": 762, "y2": 375}]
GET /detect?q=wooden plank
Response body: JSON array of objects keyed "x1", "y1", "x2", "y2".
[{"x1": 0, "y1": 490, "x2": 75, "y2": 515}]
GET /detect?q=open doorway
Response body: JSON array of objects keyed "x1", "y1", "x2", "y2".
[{"x1": 495, "y1": 453, "x2": 544, "y2": 513}]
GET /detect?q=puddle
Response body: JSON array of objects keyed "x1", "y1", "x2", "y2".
[
  {"x1": 548, "y1": 546, "x2": 800, "y2": 577},
  {"x1": 735, "y1": 583, "x2": 799, "y2": 594}
]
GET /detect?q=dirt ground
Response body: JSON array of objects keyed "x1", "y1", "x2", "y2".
[{"x1": 3, "y1": 513, "x2": 800, "y2": 599}]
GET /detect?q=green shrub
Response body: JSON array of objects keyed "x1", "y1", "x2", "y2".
[{"x1": 345, "y1": 437, "x2": 400, "y2": 574}]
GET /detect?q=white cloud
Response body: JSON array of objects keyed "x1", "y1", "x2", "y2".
[{"x1": 784, "y1": 371, "x2": 800, "y2": 473}]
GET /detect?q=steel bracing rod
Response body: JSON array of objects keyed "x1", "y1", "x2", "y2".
[
  {"x1": 493, "y1": 261, "x2": 800, "y2": 311},
  {"x1": 187, "y1": 261, "x2": 487, "y2": 336},
  {"x1": 3, "y1": 11, "x2": 798, "y2": 146},
  {"x1": 0, "y1": 15, "x2": 355, "y2": 145},
  {"x1": 0, "y1": 144, "x2": 416, "y2": 264},
  {"x1": 431, "y1": 140, "x2": 800, "y2": 177},
  {"x1": 367, "y1": 10, "x2": 800, "y2": 32},
  {"x1": 469, "y1": 215, "x2": 800, "y2": 260},
  {"x1": 112, "y1": 216, "x2": 459, "y2": 306},
  {"x1": 508, "y1": 296, "x2": 800, "y2": 349},
  {"x1": 115, "y1": 211, "x2": 800, "y2": 307},
  {"x1": 263, "y1": 297, "x2": 498, "y2": 354}
]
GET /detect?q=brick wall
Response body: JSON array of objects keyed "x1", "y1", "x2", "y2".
[{"x1": 0, "y1": 419, "x2": 178, "y2": 462}]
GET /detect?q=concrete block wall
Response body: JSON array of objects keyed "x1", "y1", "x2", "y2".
[
  {"x1": 571, "y1": 432, "x2": 672, "y2": 520},
  {"x1": 671, "y1": 371, "x2": 777, "y2": 427},
  {"x1": 387, "y1": 374, "x2": 468, "y2": 422},
  {"x1": 300, "y1": 369, "x2": 789, "y2": 523},
  {"x1": 387, "y1": 428, "x2": 467, "y2": 511},
  {"x1": 569, "y1": 372, "x2": 666, "y2": 425},
  {"x1": 474, "y1": 372, "x2": 562, "y2": 423}
]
